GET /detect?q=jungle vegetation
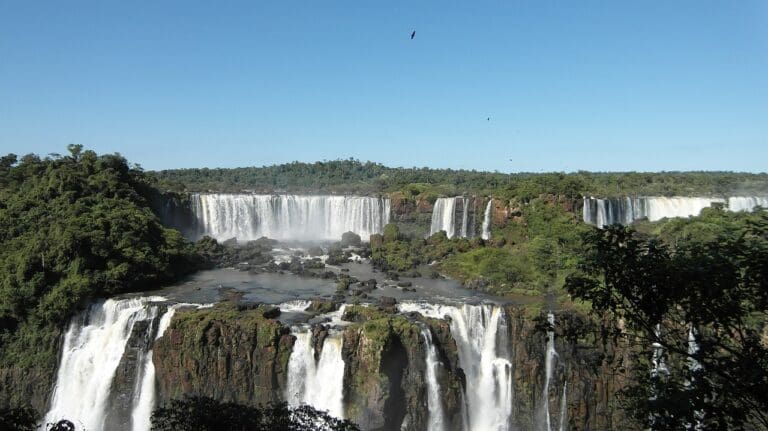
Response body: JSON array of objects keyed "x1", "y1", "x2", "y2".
[
  {"x1": 0, "y1": 146, "x2": 202, "y2": 405},
  {"x1": 150, "y1": 158, "x2": 768, "y2": 199},
  {"x1": 566, "y1": 208, "x2": 768, "y2": 429}
]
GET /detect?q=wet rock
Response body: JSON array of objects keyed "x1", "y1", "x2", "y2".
[
  {"x1": 262, "y1": 307, "x2": 281, "y2": 319},
  {"x1": 307, "y1": 246, "x2": 324, "y2": 257},
  {"x1": 379, "y1": 296, "x2": 397, "y2": 307},
  {"x1": 307, "y1": 300, "x2": 338, "y2": 314},
  {"x1": 396, "y1": 281, "x2": 412, "y2": 288},
  {"x1": 153, "y1": 303, "x2": 294, "y2": 407},
  {"x1": 341, "y1": 231, "x2": 362, "y2": 247}
]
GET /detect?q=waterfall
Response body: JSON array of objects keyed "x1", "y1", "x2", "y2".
[
  {"x1": 279, "y1": 300, "x2": 312, "y2": 313},
  {"x1": 582, "y1": 197, "x2": 728, "y2": 227},
  {"x1": 431, "y1": 198, "x2": 458, "y2": 238},
  {"x1": 286, "y1": 329, "x2": 346, "y2": 418},
  {"x1": 558, "y1": 383, "x2": 567, "y2": 431},
  {"x1": 583, "y1": 196, "x2": 768, "y2": 227},
  {"x1": 539, "y1": 312, "x2": 558, "y2": 431},
  {"x1": 429, "y1": 197, "x2": 476, "y2": 239},
  {"x1": 44, "y1": 299, "x2": 210, "y2": 431},
  {"x1": 44, "y1": 297, "x2": 165, "y2": 430},
  {"x1": 422, "y1": 327, "x2": 446, "y2": 431},
  {"x1": 728, "y1": 196, "x2": 768, "y2": 212},
  {"x1": 190, "y1": 194, "x2": 390, "y2": 242},
  {"x1": 130, "y1": 304, "x2": 182, "y2": 431},
  {"x1": 481, "y1": 199, "x2": 493, "y2": 240},
  {"x1": 398, "y1": 303, "x2": 513, "y2": 431}
]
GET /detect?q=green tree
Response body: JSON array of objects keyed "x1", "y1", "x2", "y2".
[
  {"x1": 566, "y1": 211, "x2": 768, "y2": 429},
  {"x1": 151, "y1": 397, "x2": 360, "y2": 431}
]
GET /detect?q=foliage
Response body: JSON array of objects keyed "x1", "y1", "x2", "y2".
[
  {"x1": 0, "y1": 146, "x2": 200, "y2": 378},
  {"x1": 0, "y1": 406, "x2": 36, "y2": 431},
  {"x1": 0, "y1": 407, "x2": 77, "y2": 431},
  {"x1": 150, "y1": 159, "x2": 768, "y2": 198},
  {"x1": 151, "y1": 396, "x2": 360, "y2": 431},
  {"x1": 565, "y1": 209, "x2": 768, "y2": 429}
]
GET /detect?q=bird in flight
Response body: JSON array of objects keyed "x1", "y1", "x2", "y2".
[{"x1": 410, "y1": 30, "x2": 416, "y2": 39}]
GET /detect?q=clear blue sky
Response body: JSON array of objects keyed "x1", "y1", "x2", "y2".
[{"x1": 1, "y1": 1, "x2": 766, "y2": 172}]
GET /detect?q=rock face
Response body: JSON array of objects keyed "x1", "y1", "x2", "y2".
[
  {"x1": 505, "y1": 307, "x2": 632, "y2": 431},
  {"x1": 0, "y1": 363, "x2": 57, "y2": 413},
  {"x1": 147, "y1": 302, "x2": 633, "y2": 431},
  {"x1": 152, "y1": 304, "x2": 295, "y2": 406},
  {"x1": 104, "y1": 315, "x2": 163, "y2": 430},
  {"x1": 0, "y1": 328, "x2": 61, "y2": 413},
  {"x1": 387, "y1": 193, "x2": 435, "y2": 238},
  {"x1": 341, "y1": 307, "x2": 464, "y2": 431}
]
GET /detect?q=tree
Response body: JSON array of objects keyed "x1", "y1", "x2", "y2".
[
  {"x1": 565, "y1": 210, "x2": 768, "y2": 429},
  {"x1": 150, "y1": 397, "x2": 360, "y2": 431}
]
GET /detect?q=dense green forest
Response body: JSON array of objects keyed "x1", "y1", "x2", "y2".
[
  {"x1": 0, "y1": 146, "x2": 202, "y2": 407},
  {"x1": 151, "y1": 159, "x2": 768, "y2": 198},
  {"x1": 566, "y1": 208, "x2": 768, "y2": 429}
]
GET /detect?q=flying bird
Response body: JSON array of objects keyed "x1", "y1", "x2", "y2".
[{"x1": 410, "y1": 30, "x2": 416, "y2": 39}]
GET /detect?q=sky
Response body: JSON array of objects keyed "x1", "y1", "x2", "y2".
[{"x1": 1, "y1": 1, "x2": 767, "y2": 172}]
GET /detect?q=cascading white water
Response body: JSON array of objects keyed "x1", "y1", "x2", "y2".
[
  {"x1": 460, "y1": 198, "x2": 470, "y2": 238},
  {"x1": 278, "y1": 300, "x2": 312, "y2": 313},
  {"x1": 558, "y1": 383, "x2": 567, "y2": 431},
  {"x1": 421, "y1": 327, "x2": 446, "y2": 431},
  {"x1": 481, "y1": 199, "x2": 493, "y2": 240},
  {"x1": 44, "y1": 297, "x2": 165, "y2": 430},
  {"x1": 539, "y1": 312, "x2": 558, "y2": 431},
  {"x1": 431, "y1": 198, "x2": 458, "y2": 238},
  {"x1": 286, "y1": 329, "x2": 346, "y2": 418},
  {"x1": 584, "y1": 196, "x2": 768, "y2": 227},
  {"x1": 728, "y1": 196, "x2": 768, "y2": 212},
  {"x1": 582, "y1": 197, "x2": 728, "y2": 227},
  {"x1": 191, "y1": 194, "x2": 390, "y2": 242},
  {"x1": 398, "y1": 302, "x2": 513, "y2": 431},
  {"x1": 129, "y1": 304, "x2": 182, "y2": 431},
  {"x1": 430, "y1": 197, "x2": 475, "y2": 239}
]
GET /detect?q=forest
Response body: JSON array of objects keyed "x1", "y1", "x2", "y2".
[
  {"x1": 0, "y1": 145, "x2": 202, "y2": 408},
  {"x1": 150, "y1": 159, "x2": 768, "y2": 199}
]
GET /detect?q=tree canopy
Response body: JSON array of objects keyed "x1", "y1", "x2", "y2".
[
  {"x1": 566, "y1": 209, "x2": 768, "y2": 429},
  {"x1": 151, "y1": 397, "x2": 360, "y2": 431},
  {"x1": 150, "y1": 159, "x2": 768, "y2": 199},
  {"x1": 0, "y1": 146, "x2": 200, "y2": 393}
]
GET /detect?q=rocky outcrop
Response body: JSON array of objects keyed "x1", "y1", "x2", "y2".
[
  {"x1": 152, "y1": 303, "x2": 295, "y2": 406},
  {"x1": 148, "y1": 302, "x2": 633, "y2": 430},
  {"x1": 387, "y1": 193, "x2": 435, "y2": 238},
  {"x1": 505, "y1": 307, "x2": 633, "y2": 431},
  {"x1": 0, "y1": 327, "x2": 62, "y2": 413},
  {"x1": 341, "y1": 306, "x2": 464, "y2": 431},
  {"x1": 0, "y1": 363, "x2": 57, "y2": 413},
  {"x1": 104, "y1": 315, "x2": 163, "y2": 430}
]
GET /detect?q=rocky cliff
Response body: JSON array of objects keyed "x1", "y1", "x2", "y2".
[
  {"x1": 152, "y1": 303, "x2": 295, "y2": 406},
  {"x1": 150, "y1": 301, "x2": 634, "y2": 431}
]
